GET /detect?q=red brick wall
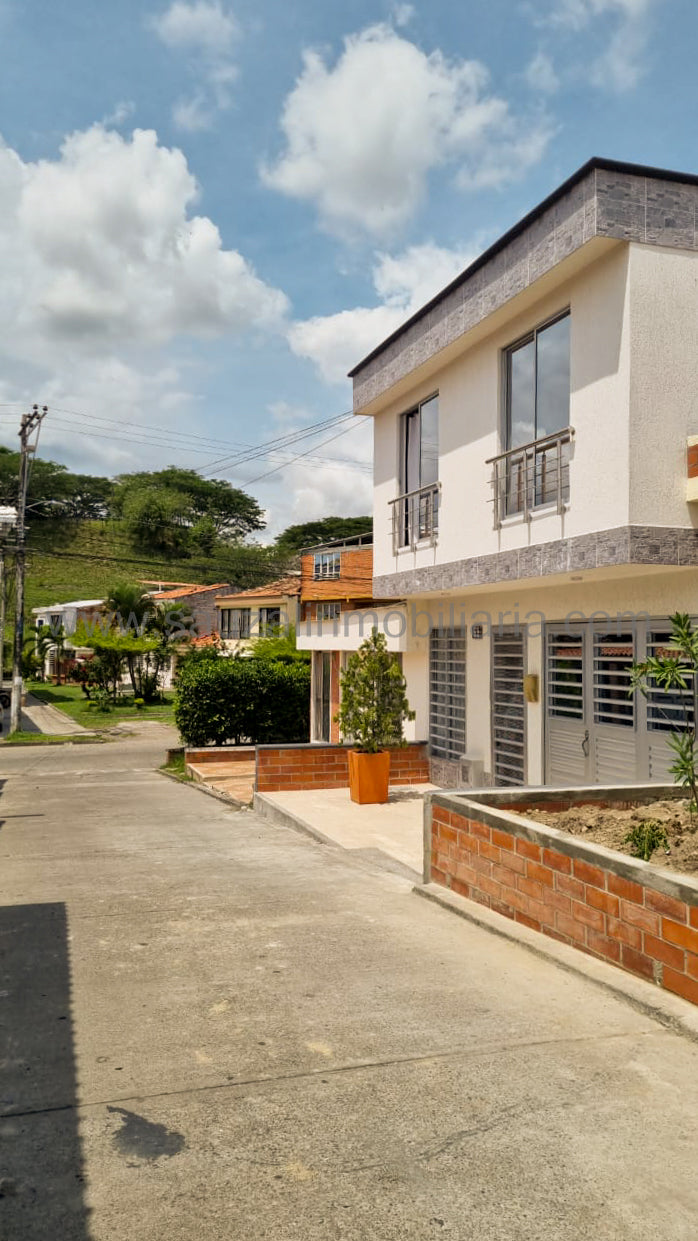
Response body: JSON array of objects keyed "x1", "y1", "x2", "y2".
[
  {"x1": 257, "y1": 743, "x2": 429, "y2": 792},
  {"x1": 431, "y1": 803, "x2": 698, "y2": 1007},
  {"x1": 688, "y1": 441, "x2": 698, "y2": 479},
  {"x1": 185, "y1": 747, "x2": 255, "y2": 765},
  {"x1": 300, "y1": 548, "x2": 373, "y2": 601}
]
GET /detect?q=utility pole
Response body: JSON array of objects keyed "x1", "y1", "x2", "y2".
[{"x1": 9, "y1": 405, "x2": 47, "y2": 735}]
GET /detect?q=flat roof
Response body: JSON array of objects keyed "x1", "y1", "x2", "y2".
[{"x1": 348, "y1": 156, "x2": 698, "y2": 379}]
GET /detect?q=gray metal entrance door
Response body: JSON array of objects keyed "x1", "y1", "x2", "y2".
[
  {"x1": 545, "y1": 629, "x2": 588, "y2": 784},
  {"x1": 491, "y1": 629, "x2": 526, "y2": 786},
  {"x1": 545, "y1": 625, "x2": 638, "y2": 785}
]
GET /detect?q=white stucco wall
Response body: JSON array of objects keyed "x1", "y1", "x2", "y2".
[
  {"x1": 627, "y1": 244, "x2": 698, "y2": 528},
  {"x1": 372, "y1": 244, "x2": 634, "y2": 579}
]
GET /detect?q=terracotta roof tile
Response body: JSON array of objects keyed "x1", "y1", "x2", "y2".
[{"x1": 215, "y1": 576, "x2": 301, "y2": 604}]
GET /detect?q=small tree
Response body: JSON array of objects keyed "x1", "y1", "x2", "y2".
[
  {"x1": 336, "y1": 628, "x2": 414, "y2": 753},
  {"x1": 630, "y1": 611, "x2": 698, "y2": 808}
]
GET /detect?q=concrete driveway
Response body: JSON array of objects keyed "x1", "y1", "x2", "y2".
[{"x1": 2, "y1": 738, "x2": 698, "y2": 1240}]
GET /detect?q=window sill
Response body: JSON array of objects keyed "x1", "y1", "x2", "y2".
[
  {"x1": 395, "y1": 536, "x2": 438, "y2": 554},
  {"x1": 498, "y1": 501, "x2": 567, "y2": 529}
]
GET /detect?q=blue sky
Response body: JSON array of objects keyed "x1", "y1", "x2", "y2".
[{"x1": 0, "y1": 0, "x2": 694, "y2": 536}]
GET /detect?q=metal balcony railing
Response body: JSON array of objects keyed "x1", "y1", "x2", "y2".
[
  {"x1": 487, "y1": 427, "x2": 573, "y2": 529},
  {"x1": 390, "y1": 482, "x2": 440, "y2": 552}
]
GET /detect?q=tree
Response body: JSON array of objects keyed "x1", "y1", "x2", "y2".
[
  {"x1": 0, "y1": 447, "x2": 112, "y2": 519},
  {"x1": 274, "y1": 516, "x2": 372, "y2": 558},
  {"x1": 72, "y1": 583, "x2": 196, "y2": 701},
  {"x1": 112, "y1": 467, "x2": 265, "y2": 553},
  {"x1": 630, "y1": 612, "x2": 698, "y2": 808},
  {"x1": 336, "y1": 629, "x2": 414, "y2": 753}
]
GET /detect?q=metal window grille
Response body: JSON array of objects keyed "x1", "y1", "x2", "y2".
[
  {"x1": 429, "y1": 628, "x2": 466, "y2": 760},
  {"x1": 646, "y1": 630, "x2": 696, "y2": 733},
  {"x1": 488, "y1": 429, "x2": 573, "y2": 528},
  {"x1": 593, "y1": 632, "x2": 635, "y2": 728},
  {"x1": 546, "y1": 631, "x2": 584, "y2": 720},
  {"x1": 492, "y1": 631, "x2": 526, "y2": 786}
]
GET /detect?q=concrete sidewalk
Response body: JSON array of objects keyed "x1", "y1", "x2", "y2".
[
  {"x1": 255, "y1": 784, "x2": 435, "y2": 875},
  {"x1": 2, "y1": 742, "x2": 698, "y2": 1239},
  {"x1": 19, "y1": 691, "x2": 90, "y2": 735}
]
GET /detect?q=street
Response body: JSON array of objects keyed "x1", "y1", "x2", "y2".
[{"x1": 1, "y1": 734, "x2": 698, "y2": 1240}]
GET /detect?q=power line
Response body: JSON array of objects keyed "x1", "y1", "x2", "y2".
[{"x1": 243, "y1": 420, "x2": 370, "y2": 486}]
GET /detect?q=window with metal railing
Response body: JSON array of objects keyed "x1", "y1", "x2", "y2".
[
  {"x1": 393, "y1": 394, "x2": 439, "y2": 550},
  {"x1": 490, "y1": 311, "x2": 572, "y2": 526}
]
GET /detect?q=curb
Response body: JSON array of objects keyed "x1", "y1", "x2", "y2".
[
  {"x1": 415, "y1": 882, "x2": 698, "y2": 1044},
  {"x1": 157, "y1": 766, "x2": 249, "y2": 810},
  {"x1": 253, "y1": 791, "x2": 342, "y2": 849}
]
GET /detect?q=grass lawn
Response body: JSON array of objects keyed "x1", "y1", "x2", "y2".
[
  {"x1": 160, "y1": 752, "x2": 193, "y2": 781},
  {"x1": 28, "y1": 683, "x2": 177, "y2": 730}
]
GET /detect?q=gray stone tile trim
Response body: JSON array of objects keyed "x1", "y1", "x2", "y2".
[
  {"x1": 373, "y1": 525, "x2": 698, "y2": 598},
  {"x1": 353, "y1": 162, "x2": 698, "y2": 412}
]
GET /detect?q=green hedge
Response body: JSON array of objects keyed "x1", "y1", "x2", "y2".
[{"x1": 174, "y1": 658, "x2": 310, "y2": 747}]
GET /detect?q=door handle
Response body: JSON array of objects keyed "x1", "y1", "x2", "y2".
[{"x1": 581, "y1": 728, "x2": 590, "y2": 757}]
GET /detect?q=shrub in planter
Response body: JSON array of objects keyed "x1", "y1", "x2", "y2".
[
  {"x1": 174, "y1": 657, "x2": 310, "y2": 746},
  {"x1": 335, "y1": 628, "x2": 415, "y2": 804}
]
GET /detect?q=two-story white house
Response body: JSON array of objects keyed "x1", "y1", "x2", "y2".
[{"x1": 350, "y1": 157, "x2": 698, "y2": 789}]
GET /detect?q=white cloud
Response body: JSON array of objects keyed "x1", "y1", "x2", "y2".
[
  {"x1": 525, "y1": 50, "x2": 560, "y2": 93},
  {"x1": 289, "y1": 240, "x2": 480, "y2": 384},
  {"x1": 391, "y1": 2, "x2": 415, "y2": 27},
  {"x1": 152, "y1": 1, "x2": 239, "y2": 129},
  {"x1": 0, "y1": 123, "x2": 287, "y2": 364},
  {"x1": 0, "y1": 121, "x2": 290, "y2": 480},
  {"x1": 152, "y1": 0, "x2": 237, "y2": 55},
  {"x1": 542, "y1": 0, "x2": 662, "y2": 90},
  {"x1": 253, "y1": 407, "x2": 373, "y2": 536},
  {"x1": 262, "y1": 23, "x2": 553, "y2": 237},
  {"x1": 102, "y1": 100, "x2": 136, "y2": 127}
]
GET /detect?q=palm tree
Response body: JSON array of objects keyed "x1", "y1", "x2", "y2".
[{"x1": 104, "y1": 583, "x2": 153, "y2": 697}]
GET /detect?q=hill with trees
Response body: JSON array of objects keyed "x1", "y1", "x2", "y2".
[{"x1": 0, "y1": 450, "x2": 373, "y2": 617}]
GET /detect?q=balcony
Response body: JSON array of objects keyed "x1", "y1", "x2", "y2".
[
  {"x1": 487, "y1": 427, "x2": 573, "y2": 529},
  {"x1": 390, "y1": 482, "x2": 440, "y2": 553}
]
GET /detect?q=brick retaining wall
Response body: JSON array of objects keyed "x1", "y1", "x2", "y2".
[
  {"x1": 184, "y1": 746, "x2": 256, "y2": 765},
  {"x1": 428, "y1": 787, "x2": 698, "y2": 1007},
  {"x1": 257, "y1": 742, "x2": 429, "y2": 793}
]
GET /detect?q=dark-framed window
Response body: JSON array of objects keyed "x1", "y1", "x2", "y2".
[
  {"x1": 259, "y1": 606, "x2": 281, "y2": 635},
  {"x1": 397, "y1": 393, "x2": 439, "y2": 546},
  {"x1": 220, "y1": 607, "x2": 250, "y2": 639},
  {"x1": 399, "y1": 394, "x2": 439, "y2": 497},
  {"x1": 504, "y1": 311, "x2": 570, "y2": 450},
  {"x1": 502, "y1": 312, "x2": 571, "y2": 514}
]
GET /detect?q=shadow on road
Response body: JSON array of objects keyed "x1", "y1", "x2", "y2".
[{"x1": 0, "y1": 902, "x2": 92, "y2": 1239}]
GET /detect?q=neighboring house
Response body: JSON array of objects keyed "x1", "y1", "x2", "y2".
[
  {"x1": 32, "y1": 582, "x2": 229, "y2": 681},
  {"x1": 31, "y1": 599, "x2": 105, "y2": 678},
  {"x1": 214, "y1": 577, "x2": 301, "y2": 654},
  {"x1": 350, "y1": 156, "x2": 698, "y2": 789},
  {"x1": 149, "y1": 583, "x2": 231, "y2": 640},
  {"x1": 295, "y1": 534, "x2": 422, "y2": 743}
]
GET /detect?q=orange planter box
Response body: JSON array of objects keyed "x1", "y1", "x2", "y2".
[{"x1": 348, "y1": 750, "x2": 390, "y2": 804}]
